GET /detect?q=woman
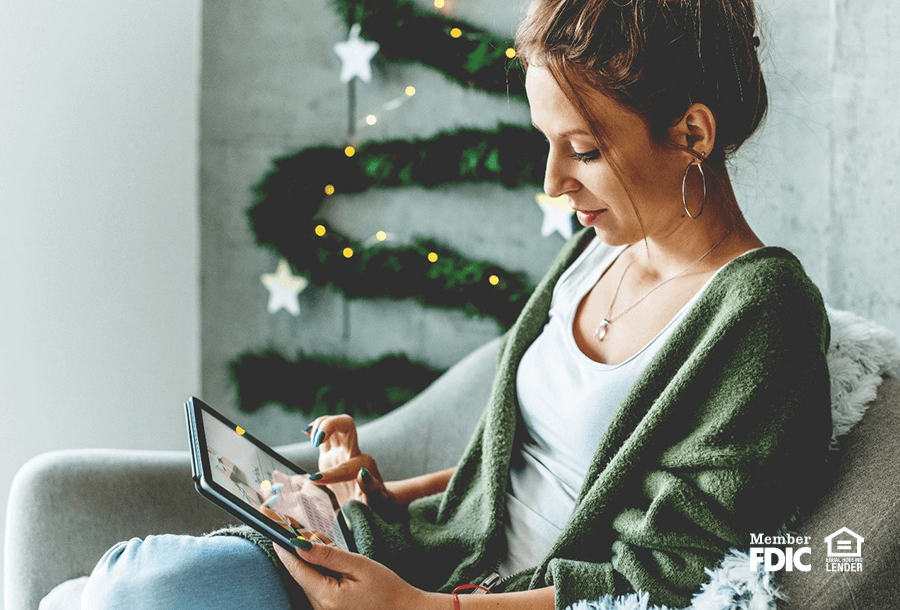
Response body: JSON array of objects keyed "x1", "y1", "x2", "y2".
[{"x1": 82, "y1": 1, "x2": 831, "y2": 608}]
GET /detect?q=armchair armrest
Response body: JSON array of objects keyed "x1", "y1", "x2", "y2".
[{"x1": 4, "y1": 337, "x2": 500, "y2": 610}]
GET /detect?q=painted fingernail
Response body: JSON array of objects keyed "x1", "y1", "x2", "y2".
[
  {"x1": 309, "y1": 429, "x2": 319, "y2": 446},
  {"x1": 269, "y1": 483, "x2": 284, "y2": 495},
  {"x1": 313, "y1": 430, "x2": 326, "y2": 447},
  {"x1": 265, "y1": 495, "x2": 279, "y2": 509},
  {"x1": 308, "y1": 472, "x2": 323, "y2": 481},
  {"x1": 290, "y1": 537, "x2": 313, "y2": 551},
  {"x1": 303, "y1": 424, "x2": 313, "y2": 433},
  {"x1": 359, "y1": 467, "x2": 371, "y2": 484}
]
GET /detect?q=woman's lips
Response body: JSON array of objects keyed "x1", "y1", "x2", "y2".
[{"x1": 575, "y1": 209, "x2": 607, "y2": 225}]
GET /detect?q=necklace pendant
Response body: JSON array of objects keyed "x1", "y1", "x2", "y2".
[{"x1": 595, "y1": 318, "x2": 610, "y2": 341}]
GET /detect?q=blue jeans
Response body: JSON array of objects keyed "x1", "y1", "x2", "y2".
[{"x1": 81, "y1": 535, "x2": 294, "y2": 610}]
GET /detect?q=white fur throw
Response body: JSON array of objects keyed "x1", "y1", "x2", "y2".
[{"x1": 565, "y1": 306, "x2": 900, "y2": 610}]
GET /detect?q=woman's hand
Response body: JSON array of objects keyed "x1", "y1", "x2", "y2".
[
  {"x1": 274, "y1": 541, "x2": 436, "y2": 610},
  {"x1": 305, "y1": 415, "x2": 400, "y2": 513}
]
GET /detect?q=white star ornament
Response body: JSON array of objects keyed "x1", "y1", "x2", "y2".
[
  {"x1": 333, "y1": 23, "x2": 380, "y2": 84},
  {"x1": 261, "y1": 259, "x2": 308, "y2": 316}
]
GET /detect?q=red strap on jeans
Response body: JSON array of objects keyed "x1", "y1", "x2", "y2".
[{"x1": 450, "y1": 584, "x2": 493, "y2": 610}]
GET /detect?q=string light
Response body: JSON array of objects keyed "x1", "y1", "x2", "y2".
[
  {"x1": 235, "y1": 426, "x2": 246, "y2": 436},
  {"x1": 405, "y1": 86, "x2": 416, "y2": 97},
  {"x1": 343, "y1": 247, "x2": 354, "y2": 258},
  {"x1": 344, "y1": 145, "x2": 357, "y2": 157},
  {"x1": 324, "y1": 184, "x2": 336, "y2": 196},
  {"x1": 366, "y1": 114, "x2": 378, "y2": 126},
  {"x1": 376, "y1": 230, "x2": 387, "y2": 241},
  {"x1": 315, "y1": 225, "x2": 327, "y2": 237},
  {"x1": 488, "y1": 275, "x2": 500, "y2": 286},
  {"x1": 434, "y1": 0, "x2": 445, "y2": 8},
  {"x1": 449, "y1": 27, "x2": 462, "y2": 39},
  {"x1": 428, "y1": 252, "x2": 439, "y2": 263},
  {"x1": 505, "y1": 48, "x2": 517, "y2": 59}
]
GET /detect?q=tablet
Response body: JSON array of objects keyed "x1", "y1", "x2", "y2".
[{"x1": 185, "y1": 396, "x2": 353, "y2": 554}]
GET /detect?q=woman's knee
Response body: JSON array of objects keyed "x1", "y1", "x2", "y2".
[{"x1": 81, "y1": 534, "x2": 291, "y2": 610}]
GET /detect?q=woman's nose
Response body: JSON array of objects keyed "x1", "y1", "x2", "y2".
[{"x1": 543, "y1": 150, "x2": 577, "y2": 198}]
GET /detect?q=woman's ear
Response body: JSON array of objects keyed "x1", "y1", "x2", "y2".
[{"x1": 669, "y1": 103, "x2": 717, "y2": 160}]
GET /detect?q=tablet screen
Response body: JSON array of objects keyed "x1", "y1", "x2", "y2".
[{"x1": 189, "y1": 398, "x2": 350, "y2": 551}]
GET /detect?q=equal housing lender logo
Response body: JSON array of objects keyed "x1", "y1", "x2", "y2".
[
  {"x1": 749, "y1": 527, "x2": 863, "y2": 572},
  {"x1": 824, "y1": 527, "x2": 863, "y2": 572}
]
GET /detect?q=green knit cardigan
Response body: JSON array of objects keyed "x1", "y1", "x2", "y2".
[
  {"x1": 340, "y1": 229, "x2": 832, "y2": 609},
  {"x1": 223, "y1": 229, "x2": 832, "y2": 609}
]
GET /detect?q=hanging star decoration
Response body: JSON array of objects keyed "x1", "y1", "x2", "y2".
[
  {"x1": 261, "y1": 259, "x2": 308, "y2": 316},
  {"x1": 334, "y1": 23, "x2": 380, "y2": 84},
  {"x1": 535, "y1": 193, "x2": 575, "y2": 239}
]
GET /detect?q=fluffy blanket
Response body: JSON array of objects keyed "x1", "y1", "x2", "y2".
[{"x1": 566, "y1": 306, "x2": 900, "y2": 610}]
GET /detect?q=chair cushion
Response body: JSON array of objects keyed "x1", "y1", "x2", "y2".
[{"x1": 778, "y1": 376, "x2": 900, "y2": 608}]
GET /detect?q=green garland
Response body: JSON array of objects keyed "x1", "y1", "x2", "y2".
[
  {"x1": 249, "y1": 125, "x2": 548, "y2": 329},
  {"x1": 232, "y1": 3, "x2": 545, "y2": 417},
  {"x1": 230, "y1": 349, "x2": 442, "y2": 417},
  {"x1": 331, "y1": 0, "x2": 526, "y2": 99}
]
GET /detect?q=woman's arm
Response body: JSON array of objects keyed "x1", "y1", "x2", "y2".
[
  {"x1": 305, "y1": 414, "x2": 455, "y2": 509},
  {"x1": 274, "y1": 542, "x2": 555, "y2": 610},
  {"x1": 422, "y1": 587, "x2": 556, "y2": 610},
  {"x1": 384, "y1": 467, "x2": 456, "y2": 506}
]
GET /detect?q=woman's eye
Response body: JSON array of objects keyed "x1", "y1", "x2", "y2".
[{"x1": 569, "y1": 149, "x2": 601, "y2": 163}]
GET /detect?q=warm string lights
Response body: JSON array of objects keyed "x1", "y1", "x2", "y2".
[
  {"x1": 239, "y1": 0, "x2": 544, "y2": 417},
  {"x1": 353, "y1": 83, "x2": 418, "y2": 132},
  {"x1": 330, "y1": 19, "x2": 509, "y2": 286},
  {"x1": 315, "y1": 224, "x2": 451, "y2": 272}
]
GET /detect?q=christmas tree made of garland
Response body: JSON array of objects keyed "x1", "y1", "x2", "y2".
[{"x1": 231, "y1": 0, "x2": 574, "y2": 419}]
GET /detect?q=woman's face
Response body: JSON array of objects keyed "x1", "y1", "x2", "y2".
[{"x1": 526, "y1": 66, "x2": 689, "y2": 246}]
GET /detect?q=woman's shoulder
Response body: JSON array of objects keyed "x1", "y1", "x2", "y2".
[
  {"x1": 716, "y1": 246, "x2": 818, "y2": 295},
  {"x1": 707, "y1": 245, "x2": 828, "y2": 332}
]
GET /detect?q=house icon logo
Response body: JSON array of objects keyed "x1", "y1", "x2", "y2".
[{"x1": 825, "y1": 527, "x2": 863, "y2": 558}]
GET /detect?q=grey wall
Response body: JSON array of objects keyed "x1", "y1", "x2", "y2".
[
  {"x1": 200, "y1": 0, "x2": 562, "y2": 444},
  {"x1": 0, "y1": 1, "x2": 201, "y2": 603},
  {"x1": 200, "y1": 0, "x2": 900, "y2": 446},
  {"x1": 733, "y1": 0, "x2": 900, "y2": 324}
]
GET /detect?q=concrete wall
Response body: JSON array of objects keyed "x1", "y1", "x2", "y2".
[
  {"x1": 200, "y1": 0, "x2": 900, "y2": 447},
  {"x1": 0, "y1": 1, "x2": 201, "y2": 603},
  {"x1": 199, "y1": 0, "x2": 561, "y2": 444},
  {"x1": 734, "y1": 0, "x2": 900, "y2": 325}
]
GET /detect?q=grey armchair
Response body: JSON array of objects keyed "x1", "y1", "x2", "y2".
[{"x1": 5, "y1": 337, "x2": 900, "y2": 609}]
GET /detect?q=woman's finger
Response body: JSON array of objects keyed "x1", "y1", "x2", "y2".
[
  {"x1": 284, "y1": 539, "x2": 362, "y2": 575},
  {"x1": 306, "y1": 414, "x2": 356, "y2": 448},
  {"x1": 304, "y1": 416, "x2": 329, "y2": 447},
  {"x1": 273, "y1": 543, "x2": 334, "y2": 598},
  {"x1": 309, "y1": 454, "x2": 377, "y2": 485}
]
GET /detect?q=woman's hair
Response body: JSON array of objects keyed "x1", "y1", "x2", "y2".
[{"x1": 516, "y1": 0, "x2": 767, "y2": 165}]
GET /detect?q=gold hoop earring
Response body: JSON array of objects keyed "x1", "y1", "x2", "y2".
[{"x1": 682, "y1": 161, "x2": 707, "y2": 219}]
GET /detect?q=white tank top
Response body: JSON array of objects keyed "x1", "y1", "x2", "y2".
[{"x1": 499, "y1": 238, "x2": 719, "y2": 576}]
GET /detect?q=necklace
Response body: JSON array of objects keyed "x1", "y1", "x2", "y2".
[{"x1": 594, "y1": 225, "x2": 735, "y2": 342}]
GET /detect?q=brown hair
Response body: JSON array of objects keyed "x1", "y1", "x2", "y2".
[{"x1": 516, "y1": 0, "x2": 767, "y2": 166}]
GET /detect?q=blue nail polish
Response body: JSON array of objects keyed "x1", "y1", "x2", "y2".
[
  {"x1": 308, "y1": 472, "x2": 323, "y2": 481},
  {"x1": 269, "y1": 483, "x2": 284, "y2": 495},
  {"x1": 303, "y1": 424, "x2": 313, "y2": 433},
  {"x1": 290, "y1": 537, "x2": 313, "y2": 551},
  {"x1": 265, "y1": 495, "x2": 279, "y2": 509},
  {"x1": 313, "y1": 430, "x2": 325, "y2": 447},
  {"x1": 310, "y1": 429, "x2": 319, "y2": 446},
  {"x1": 359, "y1": 467, "x2": 371, "y2": 484}
]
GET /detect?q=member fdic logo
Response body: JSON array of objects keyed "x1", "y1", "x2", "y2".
[
  {"x1": 749, "y1": 528, "x2": 864, "y2": 573},
  {"x1": 749, "y1": 533, "x2": 811, "y2": 572}
]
